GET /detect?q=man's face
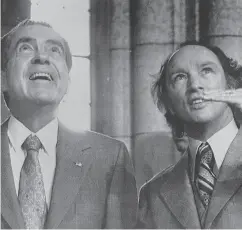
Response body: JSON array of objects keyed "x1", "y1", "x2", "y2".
[
  {"x1": 3, "y1": 24, "x2": 70, "y2": 108},
  {"x1": 165, "y1": 45, "x2": 231, "y2": 124}
]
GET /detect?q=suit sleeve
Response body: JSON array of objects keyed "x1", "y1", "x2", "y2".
[{"x1": 104, "y1": 143, "x2": 138, "y2": 228}]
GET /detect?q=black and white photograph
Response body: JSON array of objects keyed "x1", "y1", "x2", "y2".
[{"x1": 1, "y1": 0, "x2": 242, "y2": 229}]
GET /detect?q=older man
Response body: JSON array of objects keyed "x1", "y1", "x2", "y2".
[
  {"x1": 136, "y1": 41, "x2": 242, "y2": 229},
  {"x1": 1, "y1": 19, "x2": 137, "y2": 229}
]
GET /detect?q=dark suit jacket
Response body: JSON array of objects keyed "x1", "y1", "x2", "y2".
[
  {"x1": 134, "y1": 132, "x2": 182, "y2": 190},
  {"x1": 1, "y1": 121, "x2": 137, "y2": 229},
  {"x1": 136, "y1": 127, "x2": 242, "y2": 229}
]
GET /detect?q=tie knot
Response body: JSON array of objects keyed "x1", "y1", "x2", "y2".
[
  {"x1": 22, "y1": 135, "x2": 42, "y2": 152},
  {"x1": 197, "y1": 142, "x2": 214, "y2": 166}
]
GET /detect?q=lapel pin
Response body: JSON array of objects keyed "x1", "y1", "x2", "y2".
[{"x1": 75, "y1": 162, "x2": 82, "y2": 167}]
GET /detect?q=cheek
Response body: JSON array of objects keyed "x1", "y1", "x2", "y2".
[
  {"x1": 7, "y1": 57, "x2": 28, "y2": 76},
  {"x1": 208, "y1": 73, "x2": 227, "y2": 90},
  {"x1": 58, "y1": 73, "x2": 70, "y2": 94},
  {"x1": 168, "y1": 86, "x2": 186, "y2": 105},
  {"x1": 167, "y1": 87, "x2": 189, "y2": 116},
  {"x1": 56, "y1": 60, "x2": 69, "y2": 75}
]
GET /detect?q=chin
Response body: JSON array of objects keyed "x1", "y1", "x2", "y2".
[
  {"x1": 190, "y1": 117, "x2": 213, "y2": 124},
  {"x1": 29, "y1": 91, "x2": 57, "y2": 103},
  {"x1": 186, "y1": 109, "x2": 215, "y2": 123},
  {"x1": 31, "y1": 96, "x2": 57, "y2": 106}
]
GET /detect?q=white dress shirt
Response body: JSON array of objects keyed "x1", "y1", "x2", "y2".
[
  {"x1": 188, "y1": 119, "x2": 239, "y2": 179},
  {"x1": 8, "y1": 116, "x2": 58, "y2": 208}
]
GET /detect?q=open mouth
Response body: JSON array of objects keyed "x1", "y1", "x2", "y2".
[
  {"x1": 189, "y1": 97, "x2": 208, "y2": 109},
  {"x1": 29, "y1": 72, "x2": 53, "y2": 81},
  {"x1": 189, "y1": 98, "x2": 207, "y2": 110},
  {"x1": 191, "y1": 98, "x2": 203, "y2": 105}
]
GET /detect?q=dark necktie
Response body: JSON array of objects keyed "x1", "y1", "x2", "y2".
[
  {"x1": 195, "y1": 142, "x2": 217, "y2": 208},
  {"x1": 18, "y1": 135, "x2": 47, "y2": 229}
]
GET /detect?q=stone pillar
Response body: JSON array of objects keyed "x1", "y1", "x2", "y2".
[
  {"x1": 90, "y1": 0, "x2": 132, "y2": 151},
  {"x1": 131, "y1": 0, "x2": 187, "y2": 166},
  {"x1": 109, "y1": 0, "x2": 132, "y2": 150},
  {"x1": 1, "y1": 0, "x2": 31, "y2": 123},
  {"x1": 203, "y1": 0, "x2": 242, "y2": 62},
  {"x1": 1, "y1": 0, "x2": 31, "y2": 33},
  {"x1": 130, "y1": 0, "x2": 188, "y2": 137}
]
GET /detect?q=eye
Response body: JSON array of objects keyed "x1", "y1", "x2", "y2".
[
  {"x1": 18, "y1": 43, "x2": 33, "y2": 53},
  {"x1": 172, "y1": 73, "x2": 187, "y2": 82},
  {"x1": 201, "y1": 67, "x2": 213, "y2": 74},
  {"x1": 50, "y1": 45, "x2": 62, "y2": 54}
]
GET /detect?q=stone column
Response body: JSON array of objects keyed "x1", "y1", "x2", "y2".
[
  {"x1": 131, "y1": 0, "x2": 187, "y2": 168},
  {"x1": 130, "y1": 0, "x2": 188, "y2": 138},
  {"x1": 1, "y1": 0, "x2": 31, "y2": 123},
  {"x1": 203, "y1": 0, "x2": 242, "y2": 62},
  {"x1": 109, "y1": 0, "x2": 132, "y2": 150},
  {"x1": 1, "y1": 0, "x2": 31, "y2": 32},
  {"x1": 90, "y1": 0, "x2": 132, "y2": 151}
]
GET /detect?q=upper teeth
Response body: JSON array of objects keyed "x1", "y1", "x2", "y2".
[
  {"x1": 192, "y1": 99, "x2": 203, "y2": 104},
  {"x1": 30, "y1": 72, "x2": 52, "y2": 80}
]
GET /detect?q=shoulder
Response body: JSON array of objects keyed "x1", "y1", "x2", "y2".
[
  {"x1": 64, "y1": 128, "x2": 125, "y2": 149},
  {"x1": 83, "y1": 130, "x2": 124, "y2": 146},
  {"x1": 58, "y1": 124, "x2": 128, "y2": 159},
  {"x1": 139, "y1": 151, "x2": 188, "y2": 200},
  {"x1": 59, "y1": 122, "x2": 123, "y2": 144},
  {"x1": 139, "y1": 164, "x2": 175, "y2": 199}
]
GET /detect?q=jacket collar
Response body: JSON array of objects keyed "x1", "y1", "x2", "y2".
[
  {"x1": 159, "y1": 127, "x2": 242, "y2": 229},
  {"x1": 204, "y1": 127, "x2": 242, "y2": 228},
  {"x1": 159, "y1": 151, "x2": 201, "y2": 229},
  {"x1": 44, "y1": 122, "x2": 94, "y2": 229},
  {"x1": 1, "y1": 120, "x2": 26, "y2": 229},
  {"x1": 1, "y1": 120, "x2": 95, "y2": 229}
]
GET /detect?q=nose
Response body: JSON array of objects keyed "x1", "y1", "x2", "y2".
[
  {"x1": 187, "y1": 71, "x2": 204, "y2": 93},
  {"x1": 31, "y1": 52, "x2": 50, "y2": 65}
]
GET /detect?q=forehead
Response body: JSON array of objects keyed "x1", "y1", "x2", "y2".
[
  {"x1": 10, "y1": 25, "x2": 64, "y2": 48},
  {"x1": 167, "y1": 45, "x2": 222, "y2": 71}
]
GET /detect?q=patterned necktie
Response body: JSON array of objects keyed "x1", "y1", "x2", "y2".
[
  {"x1": 195, "y1": 142, "x2": 217, "y2": 207},
  {"x1": 18, "y1": 135, "x2": 47, "y2": 229}
]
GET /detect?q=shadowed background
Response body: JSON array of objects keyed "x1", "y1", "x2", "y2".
[{"x1": 2, "y1": 0, "x2": 242, "y2": 189}]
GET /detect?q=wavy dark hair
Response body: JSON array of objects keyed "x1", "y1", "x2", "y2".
[
  {"x1": 151, "y1": 41, "x2": 242, "y2": 137},
  {"x1": 1, "y1": 19, "x2": 72, "y2": 106}
]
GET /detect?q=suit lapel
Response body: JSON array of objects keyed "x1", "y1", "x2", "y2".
[
  {"x1": 45, "y1": 123, "x2": 94, "y2": 229},
  {"x1": 205, "y1": 127, "x2": 242, "y2": 228},
  {"x1": 1, "y1": 121, "x2": 25, "y2": 229},
  {"x1": 159, "y1": 152, "x2": 201, "y2": 229}
]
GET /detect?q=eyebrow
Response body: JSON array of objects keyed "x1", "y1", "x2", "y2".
[
  {"x1": 14, "y1": 37, "x2": 35, "y2": 49},
  {"x1": 169, "y1": 67, "x2": 187, "y2": 75},
  {"x1": 199, "y1": 61, "x2": 218, "y2": 68}
]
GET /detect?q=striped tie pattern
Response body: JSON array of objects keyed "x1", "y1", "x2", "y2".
[
  {"x1": 195, "y1": 142, "x2": 217, "y2": 207},
  {"x1": 18, "y1": 135, "x2": 47, "y2": 229}
]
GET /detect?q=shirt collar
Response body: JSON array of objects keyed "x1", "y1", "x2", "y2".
[
  {"x1": 8, "y1": 115, "x2": 58, "y2": 155},
  {"x1": 188, "y1": 119, "x2": 239, "y2": 178}
]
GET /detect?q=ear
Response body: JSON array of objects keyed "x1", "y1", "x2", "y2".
[{"x1": 1, "y1": 70, "x2": 8, "y2": 92}]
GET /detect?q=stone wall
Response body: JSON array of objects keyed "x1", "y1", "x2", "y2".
[
  {"x1": 90, "y1": 0, "x2": 242, "y2": 187},
  {"x1": 1, "y1": 0, "x2": 31, "y2": 122},
  {"x1": 1, "y1": 0, "x2": 242, "y2": 187}
]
